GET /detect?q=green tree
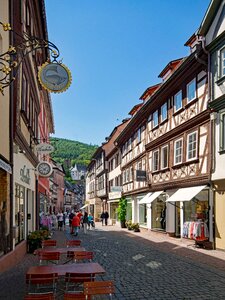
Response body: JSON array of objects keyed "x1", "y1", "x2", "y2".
[{"x1": 117, "y1": 197, "x2": 127, "y2": 228}]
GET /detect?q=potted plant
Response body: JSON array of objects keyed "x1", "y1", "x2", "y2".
[
  {"x1": 125, "y1": 220, "x2": 133, "y2": 230},
  {"x1": 117, "y1": 197, "x2": 127, "y2": 228},
  {"x1": 27, "y1": 228, "x2": 50, "y2": 253},
  {"x1": 132, "y1": 223, "x2": 140, "y2": 232}
]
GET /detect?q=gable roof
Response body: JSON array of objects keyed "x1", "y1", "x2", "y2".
[{"x1": 198, "y1": 0, "x2": 221, "y2": 36}]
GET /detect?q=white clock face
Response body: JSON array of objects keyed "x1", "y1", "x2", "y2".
[{"x1": 37, "y1": 162, "x2": 52, "y2": 177}]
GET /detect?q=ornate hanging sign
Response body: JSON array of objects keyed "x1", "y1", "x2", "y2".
[
  {"x1": 38, "y1": 62, "x2": 72, "y2": 93},
  {"x1": 35, "y1": 143, "x2": 54, "y2": 154}
]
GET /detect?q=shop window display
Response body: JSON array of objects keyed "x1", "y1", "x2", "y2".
[
  {"x1": 151, "y1": 198, "x2": 166, "y2": 231},
  {"x1": 15, "y1": 184, "x2": 25, "y2": 244}
]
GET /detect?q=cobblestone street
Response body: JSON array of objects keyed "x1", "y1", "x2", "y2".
[{"x1": 1, "y1": 223, "x2": 225, "y2": 299}]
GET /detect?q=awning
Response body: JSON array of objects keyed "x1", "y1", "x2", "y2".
[
  {"x1": 139, "y1": 191, "x2": 163, "y2": 204},
  {"x1": 166, "y1": 185, "x2": 207, "y2": 202},
  {"x1": 80, "y1": 204, "x2": 88, "y2": 209}
]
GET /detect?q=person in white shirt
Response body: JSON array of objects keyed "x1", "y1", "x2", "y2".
[{"x1": 57, "y1": 210, "x2": 64, "y2": 231}]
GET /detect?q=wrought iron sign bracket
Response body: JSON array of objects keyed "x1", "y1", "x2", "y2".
[{"x1": 0, "y1": 21, "x2": 61, "y2": 95}]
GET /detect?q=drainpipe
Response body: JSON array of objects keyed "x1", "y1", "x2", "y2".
[
  {"x1": 196, "y1": 35, "x2": 215, "y2": 247},
  {"x1": 9, "y1": 0, "x2": 14, "y2": 251}
]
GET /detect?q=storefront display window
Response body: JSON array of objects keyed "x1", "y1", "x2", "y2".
[
  {"x1": 151, "y1": 198, "x2": 166, "y2": 231},
  {"x1": 110, "y1": 202, "x2": 118, "y2": 221},
  {"x1": 184, "y1": 189, "x2": 209, "y2": 224},
  {"x1": 126, "y1": 202, "x2": 132, "y2": 221},
  {"x1": 139, "y1": 204, "x2": 147, "y2": 226},
  {"x1": 15, "y1": 184, "x2": 25, "y2": 244}
]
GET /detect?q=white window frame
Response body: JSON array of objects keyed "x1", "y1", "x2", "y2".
[
  {"x1": 186, "y1": 131, "x2": 198, "y2": 161},
  {"x1": 174, "y1": 90, "x2": 182, "y2": 112},
  {"x1": 220, "y1": 110, "x2": 225, "y2": 151},
  {"x1": 220, "y1": 47, "x2": 225, "y2": 79},
  {"x1": 174, "y1": 138, "x2": 183, "y2": 165},
  {"x1": 152, "y1": 149, "x2": 159, "y2": 172},
  {"x1": 161, "y1": 145, "x2": 168, "y2": 169},
  {"x1": 187, "y1": 78, "x2": 196, "y2": 103},
  {"x1": 153, "y1": 110, "x2": 158, "y2": 128},
  {"x1": 161, "y1": 102, "x2": 167, "y2": 122}
]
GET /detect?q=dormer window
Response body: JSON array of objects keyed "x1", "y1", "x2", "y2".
[
  {"x1": 187, "y1": 79, "x2": 196, "y2": 103},
  {"x1": 174, "y1": 90, "x2": 182, "y2": 112},
  {"x1": 161, "y1": 102, "x2": 167, "y2": 122},
  {"x1": 153, "y1": 110, "x2": 158, "y2": 128}
]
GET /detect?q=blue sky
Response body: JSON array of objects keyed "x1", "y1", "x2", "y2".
[{"x1": 45, "y1": 0, "x2": 210, "y2": 146}]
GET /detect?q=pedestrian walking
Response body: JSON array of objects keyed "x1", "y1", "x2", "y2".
[
  {"x1": 82, "y1": 211, "x2": 88, "y2": 234},
  {"x1": 57, "y1": 210, "x2": 63, "y2": 231},
  {"x1": 88, "y1": 213, "x2": 95, "y2": 230},
  {"x1": 104, "y1": 211, "x2": 109, "y2": 226},
  {"x1": 72, "y1": 213, "x2": 80, "y2": 236},
  {"x1": 100, "y1": 211, "x2": 105, "y2": 226},
  {"x1": 69, "y1": 210, "x2": 75, "y2": 234}
]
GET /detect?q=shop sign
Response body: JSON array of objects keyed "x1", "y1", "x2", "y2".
[
  {"x1": 38, "y1": 62, "x2": 72, "y2": 93},
  {"x1": 111, "y1": 186, "x2": 122, "y2": 192},
  {"x1": 0, "y1": 158, "x2": 12, "y2": 174},
  {"x1": 35, "y1": 143, "x2": 54, "y2": 154},
  {"x1": 109, "y1": 191, "x2": 122, "y2": 200},
  {"x1": 20, "y1": 165, "x2": 31, "y2": 184},
  {"x1": 136, "y1": 170, "x2": 147, "y2": 181}
]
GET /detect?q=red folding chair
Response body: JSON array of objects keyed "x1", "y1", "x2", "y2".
[
  {"x1": 24, "y1": 293, "x2": 55, "y2": 300},
  {"x1": 66, "y1": 240, "x2": 81, "y2": 247},
  {"x1": 71, "y1": 251, "x2": 94, "y2": 263},
  {"x1": 41, "y1": 240, "x2": 57, "y2": 248},
  {"x1": 38, "y1": 251, "x2": 60, "y2": 265},
  {"x1": 26, "y1": 273, "x2": 58, "y2": 295}
]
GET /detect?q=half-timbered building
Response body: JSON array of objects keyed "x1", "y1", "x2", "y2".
[{"x1": 199, "y1": 0, "x2": 225, "y2": 250}]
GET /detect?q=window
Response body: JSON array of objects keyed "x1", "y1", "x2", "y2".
[
  {"x1": 174, "y1": 138, "x2": 183, "y2": 165},
  {"x1": 174, "y1": 90, "x2": 182, "y2": 112},
  {"x1": 220, "y1": 111, "x2": 225, "y2": 151},
  {"x1": 187, "y1": 131, "x2": 197, "y2": 160},
  {"x1": 152, "y1": 150, "x2": 159, "y2": 171},
  {"x1": 161, "y1": 145, "x2": 168, "y2": 169},
  {"x1": 220, "y1": 48, "x2": 225, "y2": 78},
  {"x1": 153, "y1": 110, "x2": 158, "y2": 128},
  {"x1": 187, "y1": 79, "x2": 196, "y2": 102},
  {"x1": 161, "y1": 102, "x2": 167, "y2": 122},
  {"x1": 137, "y1": 128, "x2": 141, "y2": 143}
]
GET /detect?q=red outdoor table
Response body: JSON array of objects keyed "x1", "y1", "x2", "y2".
[
  {"x1": 34, "y1": 247, "x2": 86, "y2": 255},
  {"x1": 26, "y1": 263, "x2": 106, "y2": 277}
]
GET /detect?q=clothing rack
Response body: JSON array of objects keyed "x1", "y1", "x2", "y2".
[{"x1": 183, "y1": 221, "x2": 209, "y2": 241}]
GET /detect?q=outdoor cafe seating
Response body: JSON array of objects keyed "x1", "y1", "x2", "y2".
[
  {"x1": 64, "y1": 280, "x2": 115, "y2": 299},
  {"x1": 41, "y1": 240, "x2": 57, "y2": 248},
  {"x1": 38, "y1": 251, "x2": 60, "y2": 265},
  {"x1": 26, "y1": 272, "x2": 58, "y2": 296},
  {"x1": 64, "y1": 272, "x2": 95, "y2": 293},
  {"x1": 24, "y1": 293, "x2": 55, "y2": 300},
  {"x1": 68, "y1": 251, "x2": 94, "y2": 263},
  {"x1": 66, "y1": 240, "x2": 82, "y2": 247}
]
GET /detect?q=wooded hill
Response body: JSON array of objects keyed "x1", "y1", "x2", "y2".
[{"x1": 50, "y1": 137, "x2": 98, "y2": 180}]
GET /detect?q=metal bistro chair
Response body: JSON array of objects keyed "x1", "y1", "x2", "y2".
[
  {"x1": 64, "y1": 272, "x2": 95, "y2": 293},
  {"x1": 66, "y1": 240, "x2": 81, "y2": 247},
  {"x1": 67, "y1": 251, "x2": 94, "y2": 263},
  {"x1": 41, "y1": 240, "x2": 57, "y2": 248},
  {"x1": 26, "y1": 273, "x2": 58, "y2": 296},
  {"x1": 63, "y1": 280, "x2": 114, "y2": 300},
  {"x1": 38, "y1": 251, "x2": 60, "y2": 265},
  {"x1": 24, "y1": 293, "x2": 55, "y2": 300}
]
